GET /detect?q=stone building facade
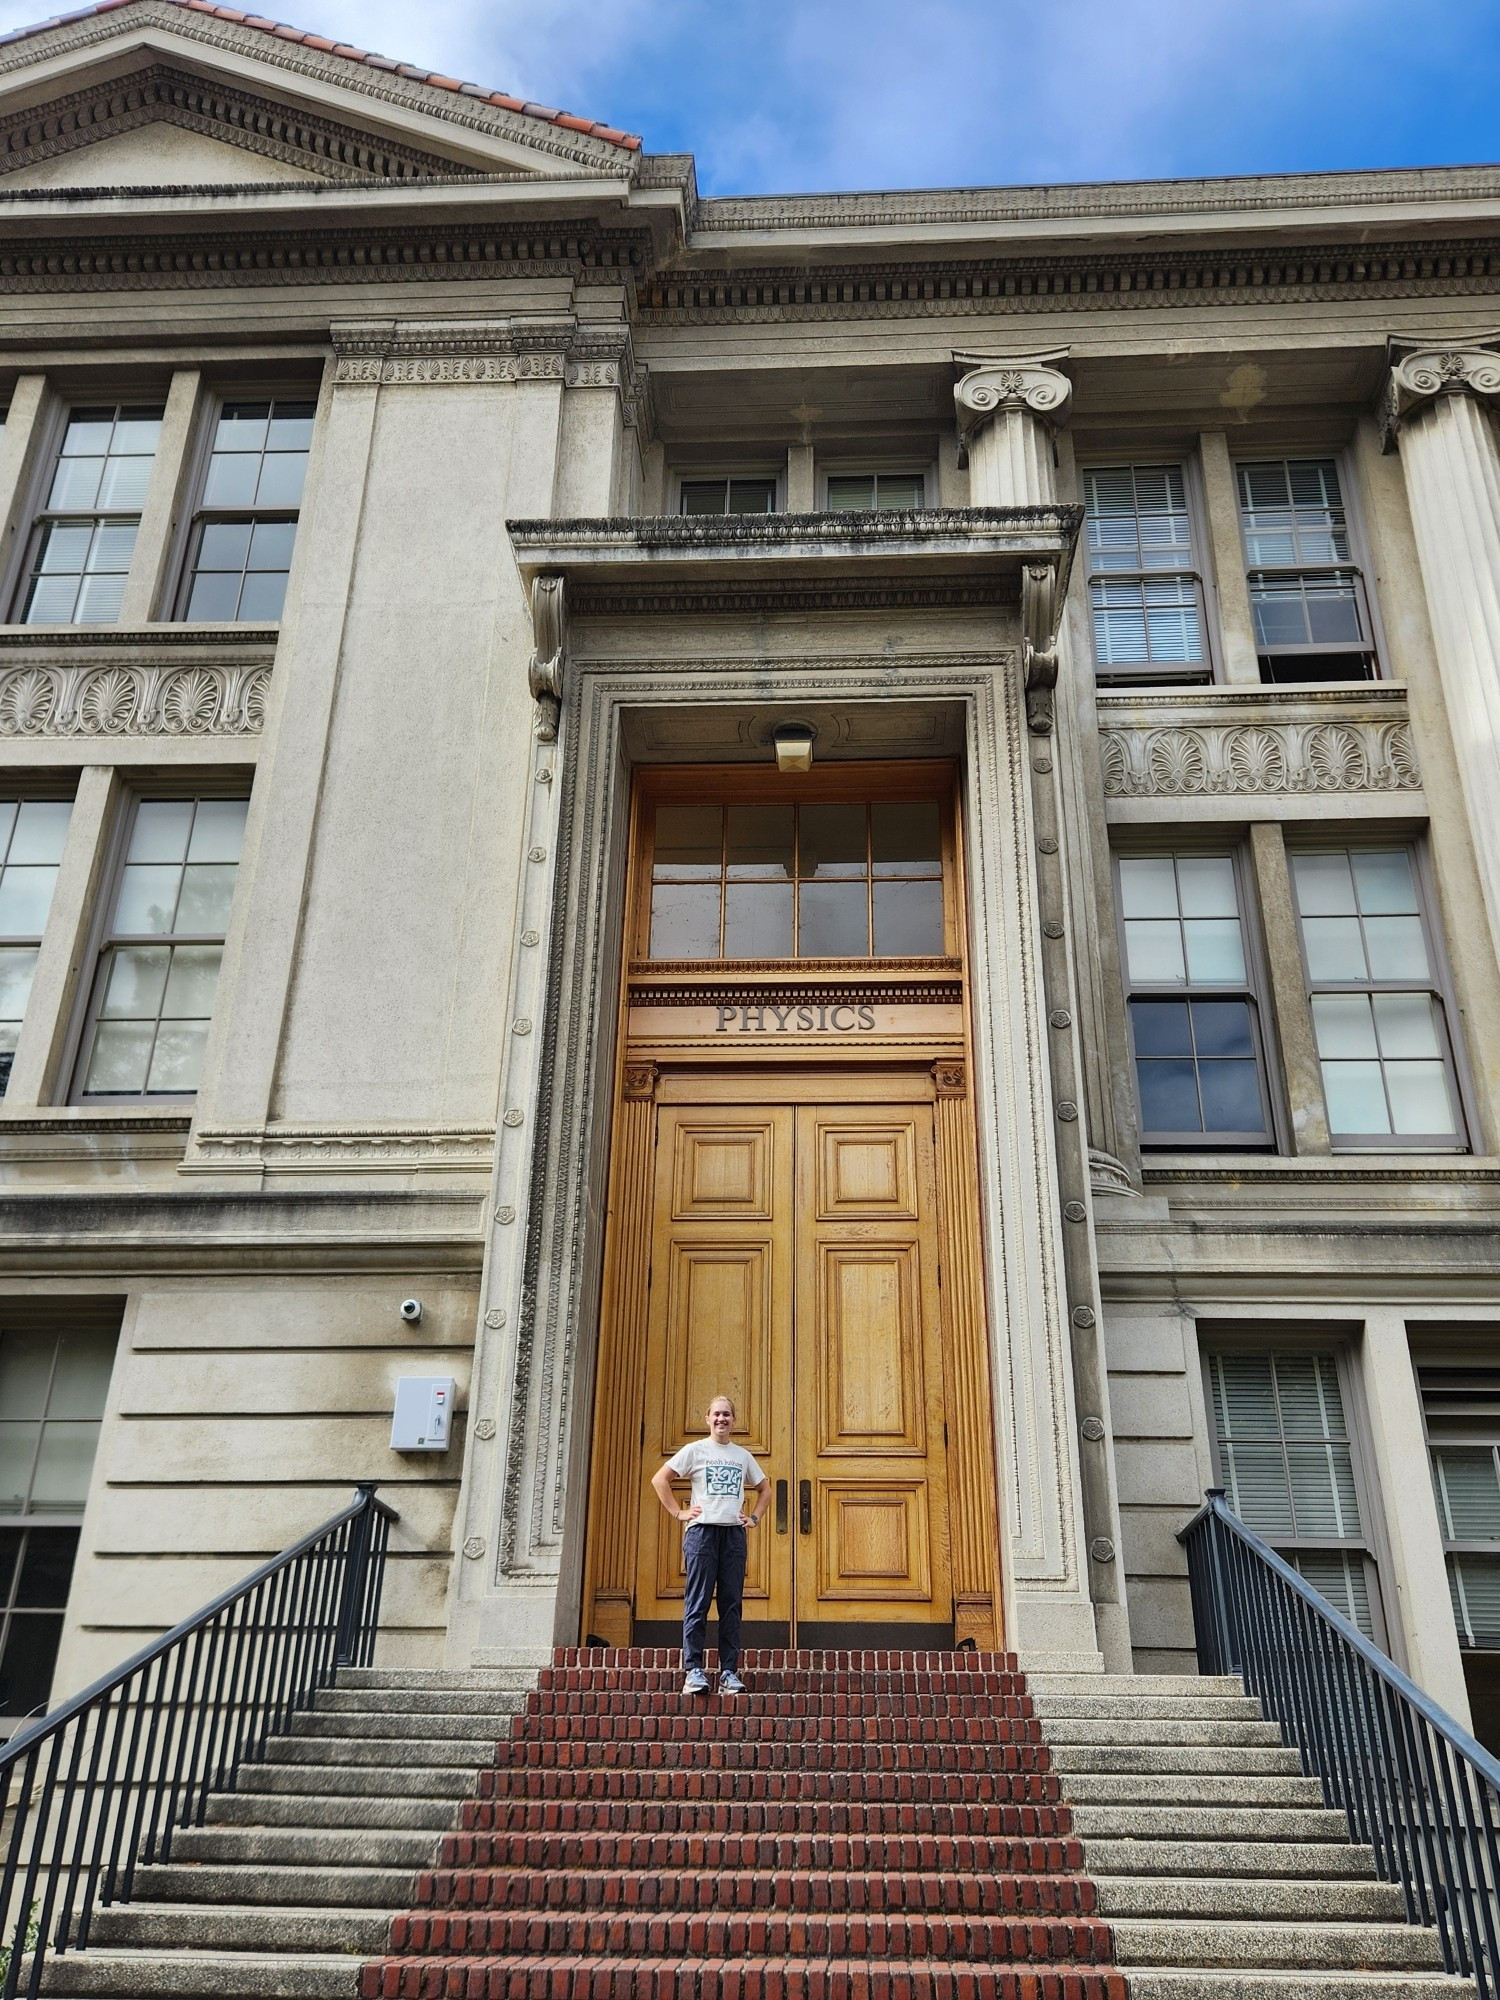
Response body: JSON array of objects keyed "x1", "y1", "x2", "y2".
[{"x1": 1, "y1": 0, "x2": 1500, "y2": 1747}]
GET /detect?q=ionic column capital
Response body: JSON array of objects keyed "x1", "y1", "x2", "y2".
[
  {"x1": 1378, "y1": 344, "x2": 1500, "y2": 450},
  {"x1": 953, "y1": 352, "x2": 1072, "y2": 453}
]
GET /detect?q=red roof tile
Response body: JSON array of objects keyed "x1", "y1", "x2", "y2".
[{"x1": 0, "y1": 0, "x2": 643, "y2": 149}]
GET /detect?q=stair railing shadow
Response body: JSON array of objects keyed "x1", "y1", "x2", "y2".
[
  {"x1": 1182, "y1": 1487, "x2": 1500, "y2": 1997},
  {"x1": 0, "y1": 1482, "x2": 398, "y2": 2000}
]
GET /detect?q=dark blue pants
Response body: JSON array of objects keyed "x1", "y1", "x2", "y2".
[{"x1": 682, "y1": 1523, "x2": 746, "y2": 1673}]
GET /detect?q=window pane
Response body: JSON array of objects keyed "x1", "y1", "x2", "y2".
[
  {"x1": 176, "y1": 864, "x2": 237, "y2": 935},
  {"x1": 187, "y1": 800, "x2": 248, "y2": 866},
  {"x1": 184, "y1": 570, "x2": 241, "y2": 622},
  {"x1": 1372, "y1": 992, "x2": 1443, "y2": 1060},
  {"x1": 267, "y1": 405, "x2": 315, "y2": 451},
  {"x1": 1191, "y1": 999, "x2": 1254, "y2": 1057},
  {"x1": 798, "y1": 805, "x2": 865, "y2": 879},
  {"x1": 726, "y1": 479, "x2": 776, "y2": 514},
  {"x1": 1435, "y1": 1449, "x2": 1500, "y2": 1541},
  {"x1": 1313, "y1": 996, "x2": 1380, "y2": 1059},
  {"x1": 1198, "y1": 1059, "x2": 1264, "y2": 1132},
  {"x1": 872, "y1": 803, "x2": 942, "y2": 875},
  {"x1": 99, "y1": 945, "x2": 170, "y2": 1021},
  {"x1": 46, "y1": 1332, "x2": 115, "y2": 1421},
  {"x1": 48, "y1": 456, "x2": 104, "y2": 509},
  {"x1": 162, "y1": 944, "x2": 223, "y2": 1018},
  {"x1": 0, "y1": 948, "x2": 38, "y2": 1029},
  {"x1": 1353, "y1": 850, "x2": 1418, "y2": 914},
  {"x1": 1183, "y1": 919, "x2": 1246, "y2": 983},
  {"x1": 1137, "y1": 1059, "x2": 1200, "y2": 1132},
  {"x1": 236, "y1": 570, "x2": 289, "y2": 622},
  {"x1": 0, "y1": 1607, "x2": 67, "y2": 1716},
  {"x1": 0, "y1": 868, "x2": 57, "y2": 936},
  {"x1": 255, "y1": 453, "x2": 307, "y2": 507},
  {"x1": 679, "y1": 481, "x2": 727, "y2": 515},
  {"x1": 876, "y1": 474, "x2": 923, "y2": 509},
  {"x1": 1363, "y1": 915, "x2": 1430, "y2": 980},
  {"x1": 1450, "y1": 1554, "x2": 1500, "y2": 1647},
  {"x1": 1385, "y1": 1061, "x2": 1456, "y2": 1136},
  {"x1": 96, "y1": 453, "x2": 154, "y2": 509},
  {"x1": 649, "y1": 882, "x2": 719, "y2": 959},
  {"x1": 827, "y1": 477, "x2": 875, "y2": 510},
  {"x1": 1118, "y1": 857, "x2": 1179, "y2": 919},
  {"x1": 0, "y1": 1425, "x2": 36, "y2": 1513},
  {"x1": 1175, "y1": 856, "x2": 1237, "y2": 918},
  {"x1": 1131, "y1": 999, "x2": 1193, "y2": 1055},
  {"x1": 74, "y1": 568, "x2": 129, "y2": 625},
  {"x1": 1304, "y1": 578, "x2": 1364, "y2": 644},
  {"x1": 1293, "y1": 1551, "x2": 1373, "y2": 1637},
  {"x1": 798, "y1": 882, "x2": 867, "y2": 956},
  {"x1": 1124, "y1": 920, "x2": 1186, "y2": 985},
  {"x1": 33, "y1": 521, "x2": 92, "y2": 577},
  {"x1": 129, "y1": 800, "x2": 193, "y2": 865},
  {"x1": 0, "y1": 1330, "x2": 55, "y2": 1421},
  {"x1": 10, "y1": 802, "x2": 70, "y2": 866},
  {"x1": 248, "y1": 520, "x2": 298, "y2": 572},
  {"x1": 1304, "y1": 917, "x2": 1368, "y2": 982},
  {"x1": 23, "y1": 573, "x2": 81, "y2": 625},
  {"x1": 873, "y1": 879, "x2": 943, "y2": 956},
  {"x1": 653, "y1": 807, "x2": 721, "y2": 879},
  {"x1": 30, "y1": 1422, "x2": 100, "y2": 1511},
  {"x1": 726, "y1": 806, "x2": 793, "y2": 881},
  {"x1": 114, "y1": 865, "x2": 181, "y2": 935},
  {"x1": 82, "y1": 1020, "x2": 155, "y2": 1095},
  {"x1": 146, "y1": 1018, "x2": 210, "y2": 1093},
  {"x1": 1322, "y1": 1059, "x2": 1391, "y2": 1134},
  {"x1": 1223, "y1": 1442, "x2": 1296, "y2": 1535},
  {"x1": 197, "y1": 520, "x2": 253, "y2": 571},
  {"x1": 215, "y1": 405, "x2": 270, "y2": 452},
  {"x1": 723, "y1": 884, "x2": 793, "y2": 958},
  {"x1": 202, "y1": 454, "x2": 260, "y2": 507}
]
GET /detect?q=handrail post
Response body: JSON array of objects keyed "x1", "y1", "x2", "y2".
[
  {"x1": 1201, "y1": 1489, "x2": 1234, "y2": 1674},
  {"x1": 334, "y1": 1483, "x2": 379, "y2": 1670}
]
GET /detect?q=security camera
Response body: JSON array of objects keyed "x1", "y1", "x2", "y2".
[{"x1": 399, "y1": 1299, "x2": 423, "y2": 1324}]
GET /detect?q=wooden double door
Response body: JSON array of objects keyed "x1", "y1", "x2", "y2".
[{"x1": 631, "y1": 1076, "x2": 953, "y2": 1647}]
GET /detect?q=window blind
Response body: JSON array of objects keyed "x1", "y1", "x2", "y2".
[{"x1": 1421, "y1": 1364, "x2": 1500, "y2": 1650}]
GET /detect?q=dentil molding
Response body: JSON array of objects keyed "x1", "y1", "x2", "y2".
[
  {"x1": 1379, "y1": 344, "x2": 1500, "y2": 448},
  {"x1": 187, "y1": 1124, "x2": 497, "y2": 1171},
  {"x1": 331, "y1": 318, "x2": 642, "y2": 398}
]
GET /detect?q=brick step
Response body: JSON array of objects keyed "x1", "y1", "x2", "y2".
[
  {"x1": 412, "y1": 1868, "x2": 1096, "y2": 1917},
  {"x1": 539, "y1": 1671, "x2": 1030, "y2": 1697},
  {"x1": 384, "y1": 1912, "x2": 1116, "y2": 1962},
  {"x1": 491, "y1": 1739, "x2": 1049, "y2": 1771},
  {"x1": 357, "y1": 1959, "x2": 1129, "y2": 2000},
  {"x1": 424, "y1": 1833, "x2": 1085, "y2": 1875},
  {"x1": 447, "y1": 1800, "x2": 1070, "y2": 1842},
  {"x1": 519, "y1": 1695, "x2": 1041, "y2": 1723},
  {"x1": 464, "y1": 1769, "x2": 1063, "y2": 1807},
  {"x1": 551, "y1": 1650, "x2": 1021, "y2": 1670},
  {"x1": 510, "y1": 1714, "x2": 1047, "y2": 1744}
]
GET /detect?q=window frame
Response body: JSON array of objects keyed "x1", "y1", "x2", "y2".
[
  {"x1": 1078, "y1": 453, "x2": 1220, "y2": 688},
  {"x1": 65, "y1": 780, "x2": 251, "y2": 1106},
  {"x1": 1417, "y1": 1354, "x2": 1500, "y2": 1654},
  {"x1": 1111, "y1": 838, "x2": 1284, "y2": 1151},
  {"x1": 10, "y1": 398, "x2": 168, "y2": 629},
  {"x1": 671, "y1": 470, "x2": 783, "y2": 517},
  {"x1": 1199, "y1": 1332, "x2": 1390, "y2": 1652},
  {"x1": 818, "y1": 462, "x2": 934, "y2": 513},
  {"x1": 1286, "y1": 832, "x2": 1472, "y2": 1153},
  {"x1": 170, "y1": 388, "x2": 318, "y2": 626},
  {"x1": 1231, "y1": 449, "x2": 1385, "y2": 684},
  {"x1": 0, "y1": 786, "x2": 77, "y2": 1099}
]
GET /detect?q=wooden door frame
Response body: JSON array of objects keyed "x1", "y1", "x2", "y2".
[{"x1": 581, "y1": 763, "x2": 1002, "y2": 1651}]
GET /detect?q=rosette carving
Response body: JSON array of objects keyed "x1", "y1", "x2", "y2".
[{"x1": 1380, "y1": 346, "x2": 1500, "y2": 447}]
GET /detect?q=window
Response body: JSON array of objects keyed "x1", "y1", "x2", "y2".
[
  {"x1": 826, "y1": 473, "x2": 925, "y2": 511},
  {"x1": 678, "y1": 478, "x2": 777, "y2": 516},
  {"x1": 1421, "y1": 1365, "x2": 1500, "y2": 1650},
  {"x1": 75, "y1": 795, "x2": 248, "y2": 1100},
  {"x1": 1081, "y1": 465, "x2": 1208, "y2": 685},
  {"x1": 1116, "y1": 852, "x2": 1272, "y2": 1146},
  {"x1": 1289, "y1": 846, "x2": 1464, "y2": 1148},
  {"x1": 648, "y1": 800, "x2": 946, "y2": 961},
  {"x1": 0, "y1": 1317, "x2": 116, "y2": 1721},
  {"x1": 180, "y1": 399, "x2": 315, "y2": 622},
  {"x1": 1208, "y1": 1347, "x2": 1379, "y2": 1636},
  {"x1": 1236, "y1": 459, "x2": 1376, "y2": 683},
  {"x1": 19, "y1": 405, "x2": 162, "y2": 626},
  {"x1": 0, "y1": 799, "x2": 71, "y2": 1097}
]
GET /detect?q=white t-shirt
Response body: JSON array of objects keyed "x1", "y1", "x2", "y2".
[{"x1": 667, "y1": 1438, "x2": 766, "y2": 1527}]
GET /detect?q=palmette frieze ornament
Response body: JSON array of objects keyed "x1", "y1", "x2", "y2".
[
  {"x1": 1100, "y1": 718, "x2": 1420, "y2": 797},
  {"x1": 0, "y1": 660, "x2": 269, "y2": 737},
  {"x1": 1379, "y1": 345, "x2": 1500, "y2": 448}
]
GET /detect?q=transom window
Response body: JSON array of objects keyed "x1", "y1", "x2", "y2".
[
  {"x1": 20, "y1": 405, "x2": 163, "y2": 626},
  {"x1": 181, "y1": 399, "x2": 315, "y2": 622},
  {"x1": 0, "y1": 1318, "x2": 116, "y2": 1720},
  {"x1": 1289, "y1": 847, "x2": 1464, "y2": 1147},
  {"x1": 1082, "y1": 464, "x2": 1208, "y2": 684},
  {"x1": 826, "y1": 473, "x2": 925, "y2": 511},
  {"x1": 1116, "y1": 852, "x2": 1271, "y2": 1146},
  {"x1": 679, "y1": 478, "x2": 777, "y2": 516},
  {"x1": 76, "y1": 795, "x2": 248, "y2": 1100},
  {"x1": 1208, "y1": 1347, "x2": 1378, "y2": 1637},
  {"x1": 0, "y1": 800, "x2": 70, "y2": 1097},
  {"x1": 648, "y1": 801, "x2": 945, "y2": 961},
  {"x1": 1236, "y1": 460, "x2": 1376, "y2": 683}
]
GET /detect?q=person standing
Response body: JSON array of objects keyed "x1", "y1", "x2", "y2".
[{"x1": 650, "y1": 1395, "x2": 770, "y2": 1696}]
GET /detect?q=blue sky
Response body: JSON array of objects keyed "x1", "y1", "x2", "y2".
[{"x1": 3, "y1": 0, "x2": 1498, "y2": 195}]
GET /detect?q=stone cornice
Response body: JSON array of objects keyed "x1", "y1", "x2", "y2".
[
  {"x1": 1379, "y1": 343, "x2": 1500, "y2": 447},
  {"x1": 0, "y1": 62, "x2": 478, "y2": 186},
  {"x1": 330, "y1": 315, "x2": 641, "y2": 393}
]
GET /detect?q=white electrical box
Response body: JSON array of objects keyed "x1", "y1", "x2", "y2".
[{"x1": 390, "y1": 1376, "x2": 455, "y2": 1453}]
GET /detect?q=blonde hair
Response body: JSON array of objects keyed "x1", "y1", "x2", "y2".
[{"x1": 707, "y1": 1395, "x2": 736, "y2": 1419}]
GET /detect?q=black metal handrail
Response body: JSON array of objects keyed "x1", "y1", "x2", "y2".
[
  {"x1": 1181, "y1": 1487, "x2": 1500, "y2": 1997},
  {"x1": 0, "y1": 1482, "x2": 397, "y2": 1999}
]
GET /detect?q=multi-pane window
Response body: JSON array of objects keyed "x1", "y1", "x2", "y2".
[
  {"x1": 648, "y1": 801, "x2": 945, "y2": 961},
  {"x1": 1289, "y1": 847, "x2": 1464, "y2": 1147},
  {"x1": 678, "y1": 478, "x2": 777, "y2": 516},
  {"x1": 75, "y1": 796, "x2": 248, "y2": 1100},
  {"x1": 1082, "y1": 465, "x2": 1208, "y2": 683},
  {"x1": 1421, "y1": 1365, "x2": 1500, "y2": 1651},
  {"x1": 1116, "y1": 853, "x2": 1271, "y2": 1145},
  {"x1": 0, "y1": 800, "x2": 71, "y2": 1098},
  {"x1": 826, "y1": 473, "x2": 925, "y2": 511},
  {"x1": 1208, "y1": 1348, "x2": 1378, "y2": 1636},
  {"x1": 1236, "y1": 460, "x2": 1376, "y2": 682},
  {"x1": 19, "y1": 406, "x2": 163, "y2": 626},
  {"x1": 0, "y1": 1319, "x2": 116, "y2": 1720},
  {"x1": 181, "y1": 399, "x2": 315, "y2": 622}
]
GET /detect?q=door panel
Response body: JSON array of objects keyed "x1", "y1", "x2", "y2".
[{"x1": 818, "y1": 1246, "x2": 927, "y2": 1455}]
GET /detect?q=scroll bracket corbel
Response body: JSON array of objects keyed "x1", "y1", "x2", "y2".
[
  {"x1": 1021, "y1": 559, "x2": 1061, "y2": 735},
  {"x1": 527, "y1": 573, "x2": 568, "y2": 743}
]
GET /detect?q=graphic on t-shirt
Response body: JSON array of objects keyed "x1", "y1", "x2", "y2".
[{"x1": 705, "y1": 1463, "x2": 744, "y2": 1498}]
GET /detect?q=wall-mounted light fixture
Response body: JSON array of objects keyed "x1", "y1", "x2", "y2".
[{"x1": 773, "y1": 722, "x2": 815, "y2": 773}]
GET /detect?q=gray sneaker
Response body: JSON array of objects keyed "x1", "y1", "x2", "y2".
[
  {"x1": 719, "y1": 1670, "x2": 748, "y2": 1695},
  {"x1": 683, "y1": 1667, "x2": 710, "y2": 1696}
]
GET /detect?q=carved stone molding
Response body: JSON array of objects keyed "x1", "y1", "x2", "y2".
[
  {"x1": 0, "y1": 659, "x2": 269, "y2": 737},
  {"x1": 954, "y1": 356, "x2": 1072, "y2": 448},
  {"x1": 1379, "y1": 345, "x2": 1500, "y2": 448},
  {"x1": 527, "y1": 575, "x2": 568, "y2": 743},
  {"x1": 188, "y1": 1124, "x2": 497, "y2": 1171},
  {"x1": 1021, "y1": 561, "x2": 1063, "y2": 735},
  {"x1": 1100, "y1": 717, "x2": 1420, "y2": 798},
  {"x1": 330, "y1": 318, "x2": 642, "y2": 402},
  {"x1": 1088, "y1": 1149, "x2": 1139, "y2": 1198}
]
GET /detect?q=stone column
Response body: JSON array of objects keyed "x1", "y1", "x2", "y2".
[
  {"x1": 1380, "y1": 346, "x2": 1500, "y2": 950},
  {"x1": 954, "y1": 355, "x2": 1072, "y2": 506}
]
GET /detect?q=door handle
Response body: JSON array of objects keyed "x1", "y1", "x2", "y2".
[
  {"x1": 798, "y1": 1479, "x2": 812, "y2": 1535},
  {"x1": 775, "y1": 1480, "x2": 788, "y2": 1534}
]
